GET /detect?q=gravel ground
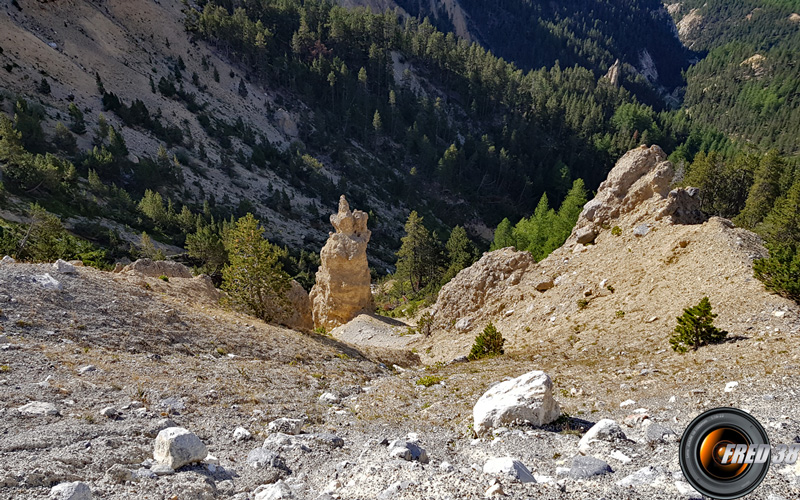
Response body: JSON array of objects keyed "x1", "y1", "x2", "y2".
[{"x1": 1, "y1": 262, "x2": 799, "y2": 499}]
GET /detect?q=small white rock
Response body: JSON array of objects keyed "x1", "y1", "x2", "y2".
[
  {"x1": 318, "y1": 392, "x2": 340, "y2": 404},
  {"x1": 620, "y1": 399, "x2": 636, "y2": 407},
  {"x1": 53, "y1": 259, "x2": 77, "y2": 274},
  {"x1": 724, "y1": 381, "x2": 739, "y2": 393},
  {"x1": 34, "y1": 273, "x2": 63, "y2": 291},
  {"x1": 100, "y1": 407, "x2": 117, "y2": 418},
  {"x1": 483, "y1": 457, "x2": 536, "y2": 483},
  {"x1": 610, "y1": 450, "x2": 631, "y2": 464},
  {"x1": 233, "y1": 427, "x2": 252, "y2": 442},
  {"x1": 254, "y1": 480, "x2": 294, "y2": 500}
]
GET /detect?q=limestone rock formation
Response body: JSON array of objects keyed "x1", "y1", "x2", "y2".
[
  {"x1": 309, "y1": 196, "x2": 372, "y2": 330},
  {"x1": 432, "y1": 247, "x2": 535, "y2": 331},
  {"x1": 278, "y1": 280, "x2": 313, "y2": 332},
  {"x1": 603, "y1": 59, "x2": 622, "y2": 87},
  {"x1": 567, "y1": 145, "x2": 703, "y2": 245}
]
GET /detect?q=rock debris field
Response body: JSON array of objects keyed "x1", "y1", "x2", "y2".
[{"x1": 1, "y1": 260, "x2": 800, "y2": 499}]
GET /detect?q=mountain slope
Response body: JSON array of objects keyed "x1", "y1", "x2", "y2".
[
  {"x1": 341, "y1": 0, "x2": 691, "y2": 95},
  {"x1": 1, "y1": 0, "x2": 674, "y2": 273}
]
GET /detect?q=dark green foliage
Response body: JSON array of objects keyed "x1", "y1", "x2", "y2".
[
  {"x1": 238, "y1": 78, "x2": 248, "y2": 98},
  {"x1": 735, "y1": 150, "x2": 786, "y2": 229},
  {"x1": 669, "y1": 297, "x2": 728, "y2": 353},
  {"x1": 68, "y1": 103, "x2": 86, "y2": 134},
  {"x1": 468, "y1": 322, "x2": 505, "y2": 360},
  {"x1": 395, "y1": 211, "x2": 444, "y2": 294},
  {"x1": 52, "y1": 123, "x2": 77, "y2": 154},
  {"x1": 37, "y1": 78, "x2": 51, "y2": 95},
  {"x1": 754, "y1": 244, "x2": 800, "y2": 302},
  {"x1": 442, "y1": 225, "x2": 476, "y2": 284},
  {"x1": 676, "y1": 0, "x2": 800, "y2": 155},
  {"x1": 186, "y1": 221, "x2": 227, "y2": 275}
]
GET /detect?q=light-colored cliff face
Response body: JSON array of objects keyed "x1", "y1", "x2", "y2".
[
  {"x1": 423, "y1": 145, "x2": 796, "y2": 365},
  {"x1": 309, "y1": 196, "x2": 373, "y2": 330}
]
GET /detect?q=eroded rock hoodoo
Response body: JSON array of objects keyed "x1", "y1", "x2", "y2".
[{"x1": 309, "y1": 195, "x2": 373, "y2": 330}]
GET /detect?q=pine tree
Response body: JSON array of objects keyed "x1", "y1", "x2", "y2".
[
  {"x1": 669, "y1": 297, "x2": 728, "y2": 352},
  {"x1": 442, "y1": 225, "x2": 475, "y2": 284},
  {"x1": 67, "y1": 103, "x2": 86, "y2": 134},
  {"x1": 37, "y1": 78, "x2": 51, "y2": 95},
  {"x1": 221, "y1": 213, "x2": 291, "y2": 322},
  {"x1": 468, "y1": 322, "x2": 505, "y2": 360},
  {"x1": 372, "y1": 110, "x2": 382, "y2": 133},
  {"x1": 735, "y1": 150, "x2": 785, "y2": 229},
  {"x1": 490, "y1": 218, "x2": 515, "y2": 250},
  {"x1": 186, "y1": 221, "x2": 227, "y2": 275},
  {"x1": 395, "y1": 211, "x2": 442, "y2": 293},
  {"x1": 52, "y1": 122, "x2": 77, "y2": 154},
  {"x1": 238, "y1": 78, "x2": 248, "y2": 98}
]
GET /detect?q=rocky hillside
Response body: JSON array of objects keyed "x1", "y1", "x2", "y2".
[
  {"x1": 2, "y1": 145, "x2": 800, "y2": 499},
  {"x1": 423, "y1": 145, "x2": 799, "y2": 364}
]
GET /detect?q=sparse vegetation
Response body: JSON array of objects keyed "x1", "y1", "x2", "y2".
[{"x1": 416, "y1": 375, "x2": 443, "y2": 387}]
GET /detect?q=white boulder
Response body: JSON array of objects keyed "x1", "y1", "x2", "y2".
[
  {"x1": 49, "y1": 481, "x2": 92, "y2": 500},
  {"x1": 53, "y1": 259, "x2": 77, "y2": 274},
  {"x1": 255, "y1": 480, "x2": 294, "y2": 500},
  {"x1": 578, "y1": 419, "x2": 627, "y2": 454},
  {"x1": 153, "y1": 427, "x2": 208, "y2": 470},
  {"x1": 483, "y1": 457, "x2": 536, "y2": 483},
  {"x1": 267, "y1": 417, "x2": 304, "y2": 435},
  {"x1": 33, "y1": 273, "x2": 63, "y2": 291},
  {"x1": 473, "y1": 370, "x2": 560, "y2": 436},
  {"x1": 18, "y1": 401, "x2": 60, "y2": 416}
]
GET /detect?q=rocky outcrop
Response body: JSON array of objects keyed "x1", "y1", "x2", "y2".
[
  {"x1": 567, "y1": 145, "x2": 703, "y2": 245},
  {"x1": 309, "y1": 196, "x2": 372, "y2": 330},
  {"x1": 122, "y1": 259, "x2": 193, "y2": 279},
  {"x1": 279, "y1": 280, "x2": 313, "y2": 331},
  {"x1": 432, "y1": 247, "x2": 535, "y2": 330},
  {"x1": 603, "y1": 59, "x2": 622, "y2": 87},
  {"x1": 473, "y1": 370, "x2": 561, "y2": 436}
]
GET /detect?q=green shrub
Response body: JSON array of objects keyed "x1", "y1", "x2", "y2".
[
  {"x1": 611, "y1": 226, "x2": 622, "y2": 236},
  {"x1": 416, "y1": 375, "x2": 442, "y2": 387},
  {"x1": 468, "y1": 322, "x2": 505, "y2": 360},
  {"x1": 669, "y1": 297, "x2": 728, "y2": 353},
  {"x1": 753, "y1": 244, "x2": 800, "y2": 302},
  {"x1": 577, "y1": 298, "x2": 589, "y2": 309},
  {"x1": 159, "y1": 275, "x2": 169, "y2": 282}
]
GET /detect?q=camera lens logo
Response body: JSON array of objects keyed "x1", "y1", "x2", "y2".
[{"x1": 680, "y1": 407, "x2": 771, "y2": 499}]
